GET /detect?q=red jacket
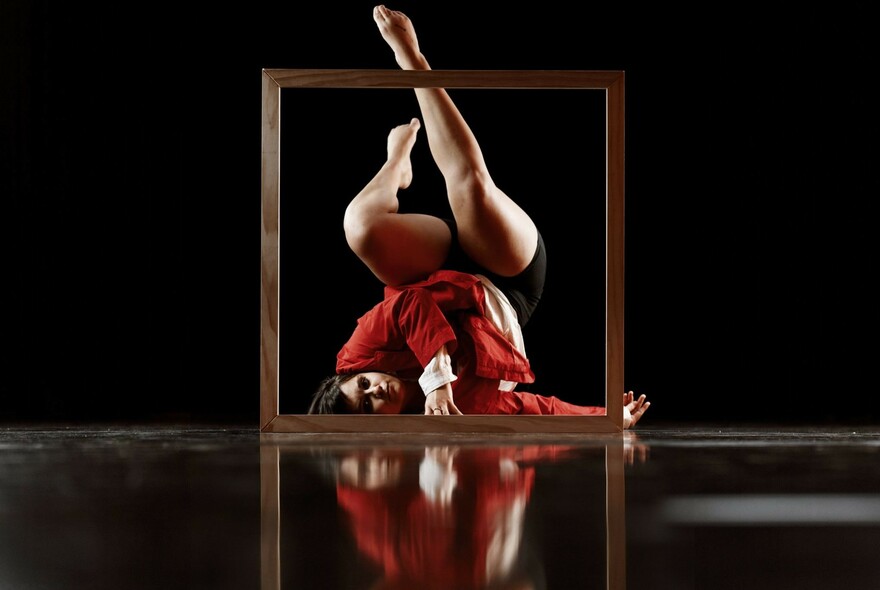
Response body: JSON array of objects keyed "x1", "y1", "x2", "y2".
[
  {"x1": 336, "y1": 445, "x2": 577, "y2": 589},
  {"x1": 336, "y1": 270, "x2": 604, "y2": 416}
]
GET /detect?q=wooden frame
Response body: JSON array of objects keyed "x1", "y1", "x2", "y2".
[
  {"x1": 261, "y1": 69, "x2": 625, "y2": 433},
  {"x1": 260, "y1": 434, "x2": 626, "y2": 589}
]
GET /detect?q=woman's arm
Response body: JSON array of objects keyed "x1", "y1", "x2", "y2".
[{"x1": 337, "y1": 288, "x2": 458, "y2": 373}]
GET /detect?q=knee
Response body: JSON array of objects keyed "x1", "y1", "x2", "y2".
[
  {"x1": 343, "y1": 206, "x2": 378, "y2": 256},
  {"x1": 342, "y1": 207, "x2": 388, "y2": 258},
  {"x1": 448, "y1": 170, "x2": 495, "y2": 206}
]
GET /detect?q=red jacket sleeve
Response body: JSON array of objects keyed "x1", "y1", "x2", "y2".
[
  {"x1": 492, "y1": 390, "x2": 607, "y2": 416},
  {"x1": 337, "y1": 288, "x2": 458, "y2": 374}
]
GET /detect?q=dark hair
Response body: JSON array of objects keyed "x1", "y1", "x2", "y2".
[{"x1": 309, "y1": 374, "x2": 357, "y2": 414}]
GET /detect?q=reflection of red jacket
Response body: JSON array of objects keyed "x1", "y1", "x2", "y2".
[
  {"x1": 336, "y1": 270, "x2": 604, "y2": 415},
  {"x1": 337, "y1": 446, "x2": 564, "y2": 589}
]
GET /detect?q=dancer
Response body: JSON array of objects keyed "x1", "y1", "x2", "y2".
[{"x1": 308, "y1": 6, "x2": 649, "y2": 429}]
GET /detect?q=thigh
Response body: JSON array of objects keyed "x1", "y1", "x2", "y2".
[
  {"x1": 358, "y1": 213, "x2": 452, "y2": 287},
  {"x1": 488, "y1": 230, "x2": 547, "y2": 327},
  {"x1": 443, "y1": 219, "x2": 547, "y2": 328}
]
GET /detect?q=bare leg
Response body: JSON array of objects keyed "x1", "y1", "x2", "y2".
[
  {"x1": 373, "y1": 5, "x2": 538, "y2": 277},
  {"x1": 343, "y1": 118, "x2": 452, "y2": 286}
]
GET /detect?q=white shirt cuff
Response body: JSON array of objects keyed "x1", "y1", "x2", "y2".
[{"x1": 418, "y1": 344, "x2": 458, "y2": 395}]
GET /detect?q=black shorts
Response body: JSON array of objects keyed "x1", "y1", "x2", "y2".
[{"x1": 441, "y1": 218, "x2": 546, "y2": 328}]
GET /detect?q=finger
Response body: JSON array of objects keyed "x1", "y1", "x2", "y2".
[
  {"x1": 437, "y1": 405, "x2": 459, "y2": 416},
  {"x1": 629, "y1": 395, "x2": 647, "y2": 412},
  {"x1": 630, "y1": 402, "x2": 650, "y2": 425},
  {"x1": 449, "y1": 403, "x2": 463, "y2": 415}
]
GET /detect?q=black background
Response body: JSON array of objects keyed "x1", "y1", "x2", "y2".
[{"x1": 2, "y1": 1, "x2": 877, "y2": 425}]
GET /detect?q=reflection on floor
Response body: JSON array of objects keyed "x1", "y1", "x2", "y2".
[{"x1": 0, "y1": 423, "x2": 878, "y2": 589}]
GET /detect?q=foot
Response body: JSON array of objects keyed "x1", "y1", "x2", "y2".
[
  {"x1": 386, "y1": 118, "x2": 420, "y2": 189},
  {"x1": 373, "y1": 5, "x2": 428, "y2": 70}
]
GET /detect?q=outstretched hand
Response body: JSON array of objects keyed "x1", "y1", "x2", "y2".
[{"x1": 623, "y1": 391, "x2": 650, "y2": 429}]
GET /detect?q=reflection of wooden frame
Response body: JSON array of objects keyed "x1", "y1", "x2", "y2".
[
  {"x1": 261, "y1": 69, "x2": 625, "y2": 433},
  {"x1": 260, "y1": 436, "x2": 626, "y2": 589}
]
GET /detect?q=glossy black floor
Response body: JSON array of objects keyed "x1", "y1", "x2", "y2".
[{"x1": 1, "y1": 422, "x2": 878, "y2": 590}]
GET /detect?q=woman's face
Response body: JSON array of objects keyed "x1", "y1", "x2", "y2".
[
  {"x1": 338, "y1": 450, "x2": 404, "y2": 489},
  {"x1": 339, "y1": 372, "x2": 412, "y2": 414}
]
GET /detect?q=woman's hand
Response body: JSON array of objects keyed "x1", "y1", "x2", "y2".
[
  {"x1": 624, "y1": 432, "x2": 651, "y2": 465},
  {"x1": 623, "y1": 391, "x2": 650, "y2": 429},
  {"x1": 425, "y1": 383, "x2": 463, "y2": 416}
]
